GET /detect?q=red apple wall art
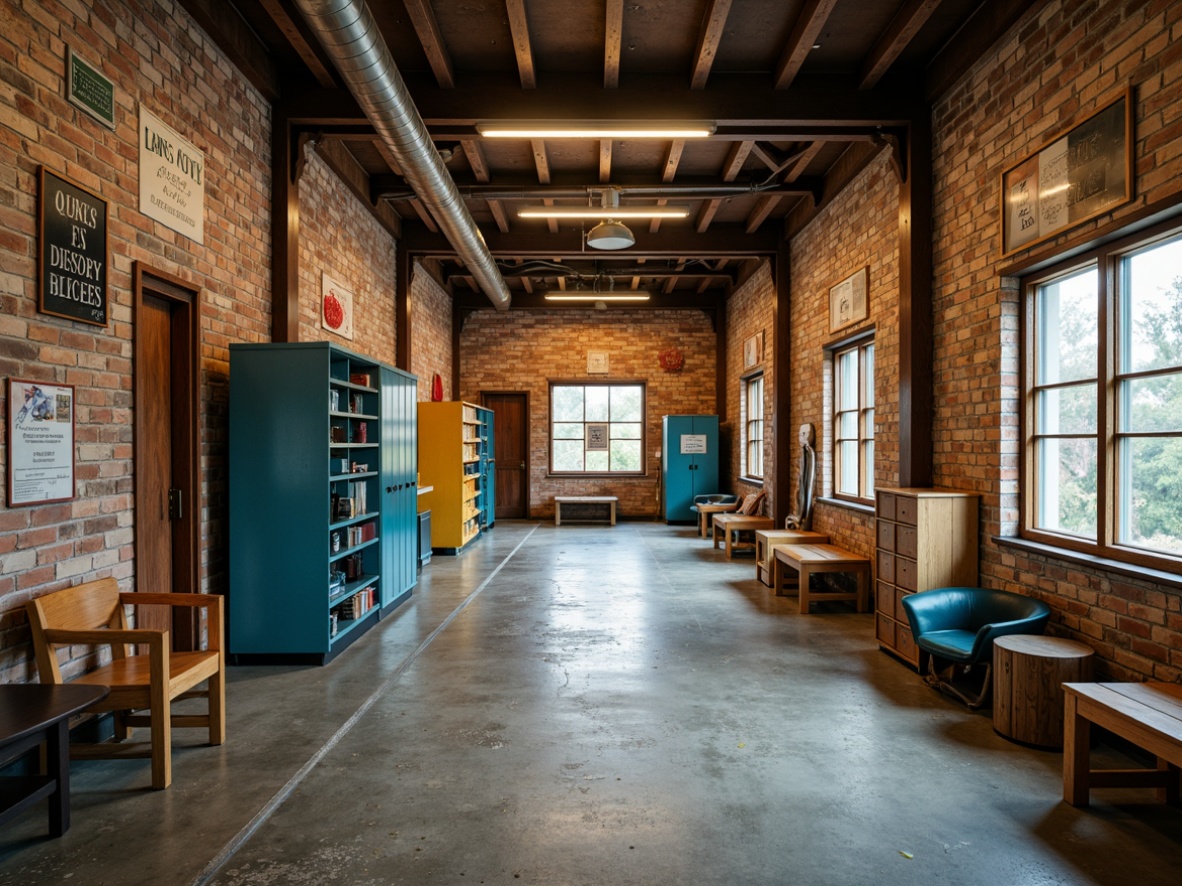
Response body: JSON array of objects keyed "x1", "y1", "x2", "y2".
[{"x1": 321, "y1": 272, "x2": 355, "y2": 340}]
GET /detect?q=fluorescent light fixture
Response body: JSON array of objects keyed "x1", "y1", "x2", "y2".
[
  {"x1": 477, "y1": 123, "x2": 715, "y2": 139},
  {"x1": 543, "y1": 294, "x2": 651, "y2": 302},
  {"x1": 518, "y1": 206, "x2": 690, "y2": 219}
]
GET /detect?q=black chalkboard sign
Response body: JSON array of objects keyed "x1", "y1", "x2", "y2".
[{"x1": 39, "y1": 167, "x2": 108, "y2": 326}]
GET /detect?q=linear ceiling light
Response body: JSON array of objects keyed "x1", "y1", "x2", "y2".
[
  {"x1": 543, "y1": 294, "x2": 651, "y2": 302},
  {"x1": 518, "y1": 206, "x2": 690, "y2": 219},
  {"x1": 477, "y1": 123, "x2": 714, "y2": 139}
]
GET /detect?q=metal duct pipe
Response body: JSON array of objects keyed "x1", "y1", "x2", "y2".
[{"x1": 293, "y1": 0, "x2": 510, "y2": 310}]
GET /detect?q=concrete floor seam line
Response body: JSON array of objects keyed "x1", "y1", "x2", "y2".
[{"x1": 186, "y1": 524, "x2": 540, "y2": 886}]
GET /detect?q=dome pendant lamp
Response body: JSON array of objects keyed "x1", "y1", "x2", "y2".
[{"x1": 584, "y1": 189, "x2": 635, "y2": 250}]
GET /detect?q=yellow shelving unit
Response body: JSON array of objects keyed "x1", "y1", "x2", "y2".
[{"x1": 417, "y1": 401, "x2": 488, "y2": 553}]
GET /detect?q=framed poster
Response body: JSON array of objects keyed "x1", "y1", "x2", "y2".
[
  {"x1": 39, "y1": 167, "x2": 108, "y2": 327},
  {"x1": 680, "y1": 434, "x2": 708, "y2": 455},
  {"x1": 587, "y1": 350, "x2": 609, "y2": 374},
  {"x1": 1001, "y1": 87, "x2": 1133, "y2": 257},
  {"x1": 7, "y1": 378, "x2": 76, "y2": 507},
  {"x1": 321, "y1": 272, "x2": 355, "y2": 340},
  {"x1": 829, "y1": 266, "x2": 869, "y2": 333},
  {"x1": 585, "y1": 423, "x2": 609, "y2": 451},
  {"x1": 743, "y1": 332, "x2": 763, "y2": 369}
]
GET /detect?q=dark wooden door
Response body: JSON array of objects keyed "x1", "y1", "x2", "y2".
[
  {"x1": 482, "y1": 392, "x2": 528, "y2": 519},
  {"x1": 134, "y1": 265, "x2": 200, "y2": 646}
]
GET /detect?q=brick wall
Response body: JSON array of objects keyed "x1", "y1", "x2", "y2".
[
  {"x1": 931, "y1": 0, "x2": 1182, "y2": 680},
  {"x1": 0, "y1": 0, "x2": 271, "y2": 681},
  {"x1": 788, "y1": 149, "x2": 899, "y2": 562},
  {"x1": 459, "y1": 309, "x2": 716, "y2": 519},
  {"x1": 298, "y1": 150, "x2": 397, "y2": 365},
  {"x1": 724, "y1": 264, "x2": 773, "y2": 514},
  {"x1": 410, "y1": 265, "x2": 453, "y2": 402}
]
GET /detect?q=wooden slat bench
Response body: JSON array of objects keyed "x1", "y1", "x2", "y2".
[
  {"x1": 712, "y1": 514, "x2": 774, "y2": 559},
  {"x1": 554, "y1": 496, "x2": 617, "y2": 526},
  {"x1": 1063, "y1": 682, "x2": 1182, "y2": 806},
  {"x1": 771, "y1": 543, "x2": 871, "y2": 614}
]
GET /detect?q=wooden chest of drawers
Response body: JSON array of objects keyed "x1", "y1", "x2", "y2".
[{"x1": 875, "y1": 488, "x2": 979, "y2": 668}]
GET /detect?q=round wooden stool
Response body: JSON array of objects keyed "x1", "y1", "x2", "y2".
[{"x1": 993, "y1": 635, "x2": 1094, "y2": 748}]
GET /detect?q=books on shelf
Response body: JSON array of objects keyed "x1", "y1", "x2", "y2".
[
  {"x1": 333, "y1": 585, "x2": 377, "y2": 622},
  {"x1": 350, "y1": 371, "x2": 372, "y2": 387}
]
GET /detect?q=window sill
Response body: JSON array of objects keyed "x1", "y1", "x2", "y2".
[
  {"x1": 739, "y1": 476, "x2": 764, "y2": 487},
  {"x1": 994, "y1": 535, "x2": 1182, "y2": 591},
  {"x1": 816, "y1": 496, "x2": 875, "y2": 516},
  {"x1": 546, "y1": 472, "x2": 648, "y2": 480}
]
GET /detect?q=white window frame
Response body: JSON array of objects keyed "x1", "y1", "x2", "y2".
[
  {"x1": 829, "y1": 334, "x2": 875, "y2": 502},
  {"x1": 742, "y1": 372, "x2": 764, "y2": 481}
]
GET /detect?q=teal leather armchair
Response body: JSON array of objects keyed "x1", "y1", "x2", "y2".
[{"x1": 901, "y1": 587, "x2": 1051, "y2": 708}]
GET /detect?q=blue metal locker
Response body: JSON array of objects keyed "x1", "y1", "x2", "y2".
[{"x1": 661, "y1": 415, "x2": 721, "y2": 522}]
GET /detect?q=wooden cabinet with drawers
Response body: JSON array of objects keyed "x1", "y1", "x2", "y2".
[{"x1": 874, "y1": 488, "x2": 980, "y2": 668}]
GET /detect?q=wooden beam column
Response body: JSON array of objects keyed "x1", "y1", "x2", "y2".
[
  {"x1": 772, "y1": 244, "x2": 792, "y2": 525},
  {"x1": 396, "y1": 251, "x2": 412, "y2": 371},
  {"x1": 271, "y1": 108, "x2": 301, "y2": 343},
  {"x1": 897, "y1": 115, "x2": 933, "y2": 488}
]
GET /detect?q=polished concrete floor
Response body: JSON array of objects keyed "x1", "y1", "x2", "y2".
[{"x1": 1, "y1": 521, "x2": 1179, "y2": 886}]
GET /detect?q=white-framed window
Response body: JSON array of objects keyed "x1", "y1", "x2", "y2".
[
  {"x1": 831, "y1": 336, "x2": 875, "y2": 501},
  {"x1": 549, "y1": 381, "x2": 645, "y2": 474},
  {"x1": 743, "y1": 373, "x2": 764, "y2": 480},
  {"x1": 1024, "y1": 225, "x2": 1182, "y2": 566}
]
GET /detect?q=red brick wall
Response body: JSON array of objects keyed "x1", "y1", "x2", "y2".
[
  {"x1": 788, "y1": 150, "x2": 900, "y2": 561},
  {"x1": 410, "y1": 265, "x2": 453, "y2": 402},
  {"x1": 298, "y1": 151, "x2": 397, "y2": 365},
  {"x1": 931, "y1": 0, "x2": 1182, "y2": 680},
  {"x1": 724, "y1": 264, "x2": 773, "y2": 514},
  {"x1": 459, "y1": 309, "x2": 716, "y2": 519},
  {"x1": 0, "y1": 0, "x2": 271, "y2": 681}
]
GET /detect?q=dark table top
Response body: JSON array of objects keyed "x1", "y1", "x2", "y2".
[{"x1": 0, "y1": 684, "x2": 110, "y2": 747}]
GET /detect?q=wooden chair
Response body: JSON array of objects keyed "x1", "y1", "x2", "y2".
[{"x1": 25, "y1": 577, "x2": 225, "y2": 789}]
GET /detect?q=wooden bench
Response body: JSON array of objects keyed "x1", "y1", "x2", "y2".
[
  {"x1": 712, "y1": 514, "x2": 774, "y2": 559},
  {"x1": 1063, "y1": 682, "x2": 1182, "y2": 806},
  {"x1": 554, "y1": 495, "x2": 617, "y2": 526},
  {"x1": 754, "y1": 529, "x2": 829, "y2": 585},
  {"x1": 771, "y1": 543, "x2": 871, "y2": 614},
  {"x1": 694, "y1": 502, "x2": 737, "y2": 538},
  {"x1": 25, "y1": 577, "x2": 226, "y2": 790}
]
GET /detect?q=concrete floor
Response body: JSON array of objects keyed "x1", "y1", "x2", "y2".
[{"x1": 1, "y1": 521, "x2": 1179, "y2": 886}]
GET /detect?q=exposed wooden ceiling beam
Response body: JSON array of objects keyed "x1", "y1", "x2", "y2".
[
  {"x1": 504, "y1": 0, "x2": 537, "y2": 89},
  {"x1": 600, "y1": 141, "x2": 613, "y2": 183},
  {"x1": 405, "y1": 224, "x2": 780, "y2": 257},
  {"x1": 860, "y1": 0, "x2": 942, "y2": 90},
  {"x1": 461, "y1": 138, "x2": 509, "y2": 232},
  {"x1": 690, "y1": 0, "x2": 734, "y2": 90},
  {"x1": 531, "y1": 140, "x2": 559, "y2": 233},
  {"x1": 453, "y1": 290, "x2": 726, "y2": 311},
  {"x1": 650, "y1": 139, "x2": 685, "y2": 233},
  {"x1": 409, "y1": 198, "x2": 439, "y2": 232},
  {"x1": 784, "y1": 141, "x2": 824, "y2": 182},
  {"x1": 289, "y1": 76, "x2": 920, "y2": 128},
  {"x1": 697, "y1": 140, "x2": 752, "y2": 233},
  {"x1": 403, "y1": 0, "x2": 456, "y2": 88},
  {"x1": 745, "y1": 194, "x2": 781, "y2": 233},
  {"x1": 605, "y1": 0, "x2": 623, "y2": 88},
  {"x1": 774, "y1": 0, "x2": 839, "y2": 90},
  {"x1": 257, "y1": 0, "x2": 337, "y2": 88}
]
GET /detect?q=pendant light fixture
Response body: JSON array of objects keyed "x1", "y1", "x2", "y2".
[{"x1": 584, "y1": 190, "x2": 634, "y2": 250}]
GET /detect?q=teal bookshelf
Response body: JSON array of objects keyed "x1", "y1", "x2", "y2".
[{"x1": 229, "y1": 342, "x2": 418, "y2": 663}]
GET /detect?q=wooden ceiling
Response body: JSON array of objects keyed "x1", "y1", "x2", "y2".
[{"x1": 184, "y1": 0, "x2": 1036, "y2": 308}]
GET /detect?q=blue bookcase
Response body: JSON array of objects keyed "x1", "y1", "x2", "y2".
[
  {"x1": 661, "y1": 414, "x2": 721, "y2": 523},
  {"x1": 477, "y1": 404, "x2": 495, "y2": 530},
  {"x1": 229, "y1": 342, "x2": 418, "y2": 663}
]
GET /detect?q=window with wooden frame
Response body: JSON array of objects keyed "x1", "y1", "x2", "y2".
[
  {"x1": 831, "y1": 336, "x2": 874, "y2": 501},
  {"x1": 1023, "y1": 223, "x2": 1182, "y2": 568},
  {"x1": 743, "y1": 372, "x2": 764, "y2": 480},
  {"x1": 549, "y1": 381, "x2": 645, "y2": 475}
]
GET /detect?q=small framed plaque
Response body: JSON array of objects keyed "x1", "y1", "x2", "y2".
[{"x1": 7, "y1": 378, "x2": 76, "y2": 507}]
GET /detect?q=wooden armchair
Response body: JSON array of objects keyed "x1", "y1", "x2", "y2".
[{"x1": 25, "y1": 577, "x2": 225, "y2": 789}]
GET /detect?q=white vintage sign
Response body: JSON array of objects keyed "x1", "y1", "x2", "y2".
[{"x1": 139, "y1": 105, "x2": 205, "y2": 243}]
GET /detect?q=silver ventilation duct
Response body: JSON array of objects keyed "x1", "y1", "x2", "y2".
[{"x1": 293, "y1": 0, "x2": 510, "y2": 311}]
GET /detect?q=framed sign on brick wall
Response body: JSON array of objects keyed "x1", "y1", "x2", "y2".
[{"x1": 1000, "y1": 87, "x2": 1133, "y2": 257}]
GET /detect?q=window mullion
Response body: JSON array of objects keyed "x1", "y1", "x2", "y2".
[{"x1": 1098, "y1": 248, "x2": 1115, "y2": 552}]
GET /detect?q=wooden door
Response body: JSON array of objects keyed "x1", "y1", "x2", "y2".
[
  {"x1": 482, "y1": 391, "x2": 528, "y2": 519},
  {"x1": 134, "y1": 265, "x2": 200, "y2": 647}
]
